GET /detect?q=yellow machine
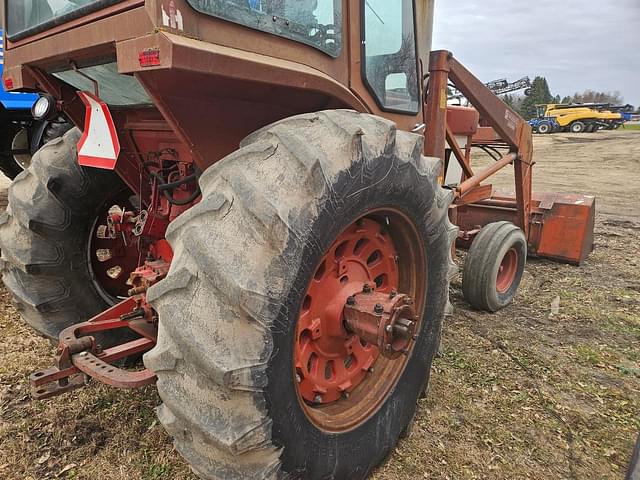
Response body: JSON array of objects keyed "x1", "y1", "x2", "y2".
[{"x1": 537, "y1": 104, "x2": 624, "y2": 133}]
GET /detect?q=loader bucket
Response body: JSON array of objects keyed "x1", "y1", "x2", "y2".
[{"x1": 456, "y1": 191, "x2": 595, "y2": 265}]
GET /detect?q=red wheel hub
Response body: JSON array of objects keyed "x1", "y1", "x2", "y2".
[
  {"x1": 295, "y1": 218, "x2": 399, "y2": 404},
  {"x1": 89, "y1": 195, "x2": 143, "y2": 300},
  {"x1": 496, "y1": 248, "x2": 518, "y2": 293}
]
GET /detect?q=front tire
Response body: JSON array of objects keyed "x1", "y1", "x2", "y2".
[
  {"x1": 0, "y1": 128, "x2": 132, "y2": 339},
  {"x1": 462, "y1": 221, "x2": 526, "y2": 312},
  {"x1": 145, "y1": 110, "x2": 457, "y2": 479}
]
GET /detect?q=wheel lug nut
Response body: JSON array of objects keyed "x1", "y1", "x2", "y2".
[
  {"x1": 385, "y1": 325, "x2": 393, "y2": 333},
  {"x1": 389, "y1": 289, "x2": 397, "y2": 298},
  {"x1": 342, "y1": 391, "x2": 350, "y2": 399},
  {"x1": 368, "y1": 367, "x2": 374, "y2": 374},
  {"x1": 374, "y1": 303, "x2": 384, "y2": 314},
  {"x1": 363, "y1": 283, "x2": 372, "y2": 293},
  {"x1": 314, "y1": 394, "x2": 322, "y2": 404},
  {"x1": 346, "y1": 296, "x2": 356, "y2": 306}
]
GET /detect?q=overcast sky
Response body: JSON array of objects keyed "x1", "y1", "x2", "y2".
[{"x1": 432, "y1": 1, "x2": 640, "y2": 107}]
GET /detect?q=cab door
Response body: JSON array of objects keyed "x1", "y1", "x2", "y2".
[{"x1": 349, "y1": 0, "x2": 423, "y2": 132}]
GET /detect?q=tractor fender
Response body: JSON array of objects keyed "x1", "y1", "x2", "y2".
[{"x1": 29, "y1": 119, "x2": 50, "y2": 155}]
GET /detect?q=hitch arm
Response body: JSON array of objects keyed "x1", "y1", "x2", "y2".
[{"x1": 30, "y1": 297, "x2": 157, "y2": 400}]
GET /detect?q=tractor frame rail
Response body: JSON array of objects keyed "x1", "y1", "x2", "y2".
[{"x1": 30, "y1": 297, "x2": 157, "y2": 400}]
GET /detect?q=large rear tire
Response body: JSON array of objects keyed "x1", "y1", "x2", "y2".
[
  {"x1": 145, "y1": 110, "x2": 457, "y2": 479},
  {"x1": 0, "y1": 128, "x2": 131, "y2": 339}
]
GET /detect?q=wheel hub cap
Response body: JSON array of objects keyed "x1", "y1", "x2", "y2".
[
  {"x1": 295, "y1": 218, "x2": 399, "y2": 404},
  {"x1": 496, "y1": 247, "x2": 518, "y2": 293}
]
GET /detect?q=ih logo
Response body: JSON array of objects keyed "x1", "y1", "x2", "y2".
[{"x1": 76, "y1": 91, "x2": 121, "y2": 170}]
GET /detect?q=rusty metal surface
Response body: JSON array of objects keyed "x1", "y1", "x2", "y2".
[
  {"x1": 344, "y1": 288, "x2": 418, "y2": 360},
  {"x1": 456, "y1": 191, "x2": 596, "y2": 265},
  {"x1": 445, "y1": 124, "x2": 474, "y2": 179},
  {"x1": 28, "y1": 287, "x2": 162, "y2": 399},
  {"x1": 30, "y1": 371, "x2": 87, "y2": 400},
  {"x1": 423, "y1": 53, "x2": 450, "y2": 164},
  {"x1": 3, "y1": 0, "x2": 595, "y2": 406},
  {"x1": 73, "y1": 342, "x2": 156, "y2": 388},
  {"x1": 457, "y1": 153, "x2": 516, "y2": 196},
  {"x1": 420, "y1": 50, "x2": 591, "y2": 265},
  {"x1": 447, "y1": 106, "x2": 479, "y2": 137}
]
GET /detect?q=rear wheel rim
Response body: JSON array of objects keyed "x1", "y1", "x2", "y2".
[
  {"x1": 88, "y1": 192, "x2": 141, "y2": 302},
  {"x1": 11, "y1": 128, "x2": 31, "y2": 170},
  {"x1": 293, "y1": 209, "x2": 426, "y2": 432},
  {"x1": 496, "y1": 247, "x2": 518, "y2": 293}
]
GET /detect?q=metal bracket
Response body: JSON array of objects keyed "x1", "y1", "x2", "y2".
[{"x1": 29, "y1": 297, "x2": 158, "y2": 400}]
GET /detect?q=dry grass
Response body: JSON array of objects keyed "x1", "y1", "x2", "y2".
[{"x1": 1, "y1": 219, "x2": 637, "y2": 480}]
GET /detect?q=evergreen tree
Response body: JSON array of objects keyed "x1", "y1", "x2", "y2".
[
  {"x1": 518, "y1": 76, "x2": 554, "y2": 119},
  {"x1": 561, "y1": 96, "x2": 572, "y2": 104},
  {"x1": 569, "y1": 90, "x2": 624, "y2": 105},
  {"x1": 503, "y1": 94, "x2": 514, "y2": 107}
]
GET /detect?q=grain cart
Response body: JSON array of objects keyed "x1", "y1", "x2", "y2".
[{"x1": 1, "y1": 1, "x2": 595, "y2": 478}]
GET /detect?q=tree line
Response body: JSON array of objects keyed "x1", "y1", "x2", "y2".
[{"x1": 502, "y1": 76, "x2": 627, "y2": 120}]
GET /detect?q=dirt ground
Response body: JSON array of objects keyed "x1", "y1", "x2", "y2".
[{"x1": 0, "y1": 130, "x2": 638, "y2": 479}]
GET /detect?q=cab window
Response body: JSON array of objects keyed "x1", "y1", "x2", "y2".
[
  {"x1": 362, "y1": 0, "x2": 420, "y2": 114},
  {"x1": 186, "y1": 0, "x2": 342, "y2": 57},
  {"x1": 7, "y1": 0, "x2": 123, "y2": 40}
]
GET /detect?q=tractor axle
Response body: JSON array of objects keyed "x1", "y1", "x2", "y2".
[{"x1": 343, "y1": 287, "x2": 418, "y2": 359}]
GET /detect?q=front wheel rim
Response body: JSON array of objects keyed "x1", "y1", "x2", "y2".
[
  {"x1": 496, "y1": 248, "x2": 518, "y2": 293},
  {"x1": 293, "y1": 209, "x2": 426, "y2": 432}
]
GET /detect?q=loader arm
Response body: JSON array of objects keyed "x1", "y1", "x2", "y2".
[
  {"x1": 424, "y1": 50, "x2": 533, "y2": 238},
  {"x1": 423, "y1": 51, "x2": 593, "y2": 266}
]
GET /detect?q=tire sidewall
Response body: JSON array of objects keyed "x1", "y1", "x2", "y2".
[{"x1": 265, "y1": 157, "x2": 450, "y2": 477}]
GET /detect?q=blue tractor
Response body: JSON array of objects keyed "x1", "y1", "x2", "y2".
[
  {"x1": 528, "y1": 116, "x2": 560, "y2": 134},
  {"x1": 0, "y1": 30, "x2": 70, "y2": 179}
]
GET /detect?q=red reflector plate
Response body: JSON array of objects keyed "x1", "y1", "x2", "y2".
[
  {"x1": 139, "y1": 49, "x2": 161, "y2": 67},
  {"x1": 76, "y1": 91, "x2": 121, "y2": 170}
]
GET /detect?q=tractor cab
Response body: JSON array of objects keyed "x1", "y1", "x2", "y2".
[{"x1": 536, "y1": 104, "x2": 549, "y2": 118}]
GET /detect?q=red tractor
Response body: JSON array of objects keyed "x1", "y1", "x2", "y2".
[{"x1": 1, "y1": 1, "x2": 594, "y2": 478}]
